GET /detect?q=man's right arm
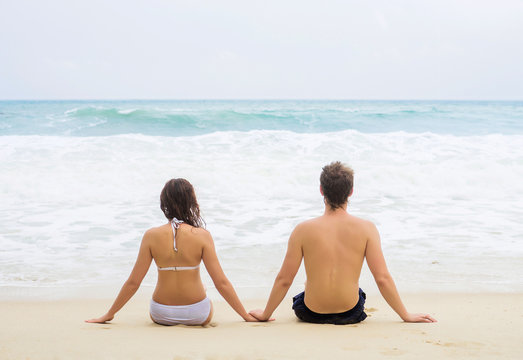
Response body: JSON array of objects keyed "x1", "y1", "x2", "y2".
[
  {"x1": 365, "y1": 222, "x2": 436, "y2": 323},
  {"x1": 249, "y1": 224, "x2": 304, "y2": 321}
]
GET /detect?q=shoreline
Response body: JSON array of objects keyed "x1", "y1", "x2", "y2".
[{"x1": 1, "y1": 289, "x2": 521, "y2": 359}]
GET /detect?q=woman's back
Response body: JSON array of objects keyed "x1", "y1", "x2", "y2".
[{"x1": 149, "y1": 223, "x2": 207, "y2": 305}]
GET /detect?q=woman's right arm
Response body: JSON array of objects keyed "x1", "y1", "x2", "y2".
[
  {"x1": 201, "y1": 232, "x2": 257, "y2": 322},
  {"x1": 85, "y1": 230, "x2": 153, "y2": 323},
  {"x1": 365, "y1": 222, "x2": 436, "y2": 323}
]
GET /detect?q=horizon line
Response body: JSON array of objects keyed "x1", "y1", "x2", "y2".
[{"x1": 1, "y1": 98, "x2": 522, "y2": 102}]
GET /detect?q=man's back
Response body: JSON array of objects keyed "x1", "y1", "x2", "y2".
[{"x1": 298, "y1": 210, "x2": 371, "y2": 313}]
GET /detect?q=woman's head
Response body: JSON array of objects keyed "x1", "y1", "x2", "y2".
[
  {"x1": 320, "y1": 161, "x2": 354, "y2": 209},
  {"x1": 160, "y1": 178, "x2": 204, "y2": 227}
]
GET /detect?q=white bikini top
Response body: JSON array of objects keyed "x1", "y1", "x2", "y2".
[{"x1": 157, "y1": 218, "x2": 200, "y2": 272}]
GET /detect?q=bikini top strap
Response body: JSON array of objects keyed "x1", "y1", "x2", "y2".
[{"x1": 170, "y1": 217, "x2": 184, "y2": 252}]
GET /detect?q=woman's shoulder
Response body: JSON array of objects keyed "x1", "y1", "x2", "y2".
[
  {"x1": 147, "y1": 223, "x2": 170, "y2": 233},
  {"x1": 143, "y1": 224, "x2": 170, "y2": 240},
  {"x1": 179, "y1": 225, "x2": 213, "y2": 250},
  {"x1": 182, "y1": 225, "x2": 211, "y2": 238}
]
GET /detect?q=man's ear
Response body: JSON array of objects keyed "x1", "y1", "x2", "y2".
[
  {"x1": 349, "y1": 188, "x2": 354, "y2": 197},
  {"x1": 320, "y1": 185, "x2": 324, "y2": 196}
]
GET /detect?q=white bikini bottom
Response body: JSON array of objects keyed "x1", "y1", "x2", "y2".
[{"x1": 150, "y1": 297, "x2": 211, "y2": 326}]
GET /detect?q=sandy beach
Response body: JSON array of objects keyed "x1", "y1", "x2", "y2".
[
  {"x1": 3, "y1": 0, "x2": 523, "y2": 357},
  {"x1": 1, "y1": 290, "x2": 521, "y2": 359}
]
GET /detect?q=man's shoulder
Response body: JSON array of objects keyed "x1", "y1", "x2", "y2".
[
  {"x1": 349, "y1": 216, "x2": 379, "y2": 237},
  {"x1": 289, "y1": 218, "x2": 318, "y2": 240},
  {"x1": 295, "y1": 217, "x2": 321, "y2": 229},
  {"x1": 348, "y1": 214, "x2": 376, "y2": 227}
]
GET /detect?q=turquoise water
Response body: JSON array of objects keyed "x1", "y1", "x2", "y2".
[
  {"x1": 1, "y1": 100, "x2": 522, "y2": 296},
  {"x1": 1, "y1": 100, "x2": 522, "y2": 136}
]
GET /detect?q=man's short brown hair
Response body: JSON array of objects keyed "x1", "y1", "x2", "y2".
[{"x1": 320, "y1": 161, "x2": 354, "y2": 209}]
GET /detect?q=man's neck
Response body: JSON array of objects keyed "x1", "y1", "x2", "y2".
[{"x1": 323, "y1": 203, "x2": 348, "y2": 215}]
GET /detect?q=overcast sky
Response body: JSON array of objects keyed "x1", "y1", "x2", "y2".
[{"x1": 1, "y1": 0, "x2": 522, "y2": 100}]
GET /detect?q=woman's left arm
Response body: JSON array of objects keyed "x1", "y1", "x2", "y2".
[{"x1": 85, "y1": 230, "x2": 153, "y2": 323}]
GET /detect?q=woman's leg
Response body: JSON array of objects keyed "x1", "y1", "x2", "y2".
[{"x1": 200, "y1": 300, "x2": 214, "y2": 326}]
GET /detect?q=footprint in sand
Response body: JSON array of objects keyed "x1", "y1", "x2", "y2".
[
  {"x1": 426, "y1": 340, "x2": 484, "y2": 349},
  {"x1": 380, "y1": 347, "x2": 406, "y2": 356},
  {"x1": 426, "y1": 340, "x2": 447, "y2": 346}
]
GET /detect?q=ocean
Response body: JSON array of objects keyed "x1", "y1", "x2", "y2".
[{"x1": 1, "y1": 100, "x2": 522, "y2": 299}]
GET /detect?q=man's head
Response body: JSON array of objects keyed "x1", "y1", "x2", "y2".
[{"x1": 320, "y1": 161, "x2": 354, "y2": 209}]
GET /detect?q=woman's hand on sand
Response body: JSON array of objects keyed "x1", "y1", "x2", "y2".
[
  {"x1": 248, "y1": 309, "x2": 274, "y2": 322},
  {"x1": 402, "y1": 313, "x2": 437, "y2": 323},
  {"x1": 85, "y1": 313, "x2": 114, "y2": 324}
]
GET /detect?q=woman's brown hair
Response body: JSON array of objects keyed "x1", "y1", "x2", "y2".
[{"x1": 160, "y1": 178, "x2": 204, "y2": 228}]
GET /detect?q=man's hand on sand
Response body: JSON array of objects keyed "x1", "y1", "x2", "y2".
[
  {"x1": 243, "y1": 313, "x2": 261, "y2": 322},
  {"x1": 249, "y1": 309, "x2": 275, "y2": 322},
  {"x1": 402, "y1": 313, "x2": 437, "y2": 323}
]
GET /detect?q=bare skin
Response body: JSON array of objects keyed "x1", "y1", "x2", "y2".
[
  {"x1": 249, "y1": 188, "x2": 437, "y2": 323},
  {"x1": 86, "y1": 222, "x2": 257, "y2": 325}
]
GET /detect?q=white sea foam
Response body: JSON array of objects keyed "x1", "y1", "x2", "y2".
[
  {"x1": 117, "y1": 109, "x2": 138, "y2": 115},
  {"x1": 0, "y1": 130, "x2": 522, "y2": 296}
]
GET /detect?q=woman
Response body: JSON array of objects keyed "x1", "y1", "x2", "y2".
[{"x1": 86, "y1": 178, "x2": 257, "y2": 325}]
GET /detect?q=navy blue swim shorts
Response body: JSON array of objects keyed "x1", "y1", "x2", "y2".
[{"x1": 292, "y1": 288, "x2": 367, "y2": 325}]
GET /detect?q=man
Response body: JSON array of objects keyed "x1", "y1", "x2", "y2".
[{"x1": 250, "y1": 161, "x2": 436, "y2": 324}]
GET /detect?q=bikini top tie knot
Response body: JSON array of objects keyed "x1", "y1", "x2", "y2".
[{"x1": 170, "y1": 217, "x2": 183, "y2": 252}]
